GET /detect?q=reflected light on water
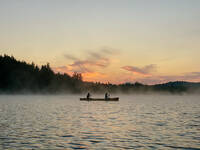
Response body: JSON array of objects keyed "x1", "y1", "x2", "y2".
[{"x1": 0, "y1": 95, "x2": 200, "y2": 149}]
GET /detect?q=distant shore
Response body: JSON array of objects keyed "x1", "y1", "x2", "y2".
[{"x1": 1, "y1": 54, "x2": 200, "y2": 94}]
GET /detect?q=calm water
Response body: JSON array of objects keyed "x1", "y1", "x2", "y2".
[{"x1": 0, "y1": 95, "x2": 199, "y2": 150}]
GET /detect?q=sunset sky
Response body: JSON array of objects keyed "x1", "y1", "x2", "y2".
[{"x1": 0, "y1": 0, "x2": 200, "y2": 84}]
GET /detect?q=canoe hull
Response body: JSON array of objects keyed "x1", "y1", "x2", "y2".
[{"x1": 80, "y1": 97, "x2": 119, "y2": 101}]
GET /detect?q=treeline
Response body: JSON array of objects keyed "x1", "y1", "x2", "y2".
[
  {"x1": 0, "y1": 55, "x2": 83, "y2": 93},
  {"x1": 0, "y1": 54, "x2": 200, "y2": 94}
]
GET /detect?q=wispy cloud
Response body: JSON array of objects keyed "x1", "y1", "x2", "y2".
[
  {"x1": 101, "y1": 47, "x2": 119, "y2": 55},
  {"x1": 122, "y1": 71, "x2": 200, "y2": 85},
  {"x1": 53, "y1": 48, "x2": 118, "y2": 81},
  {"x1": 70, "y1": 58, "x2": 110, "y2": 69},
  {"x1": 121, "y1": 64, "x2": 157, "y2": 75},
  {"x1": 160, "y1": 72, "x2": 200, "y2": 82},
  {"x1": 121, "y1": 63, "x2": 200, "y2": 84},
  {"x1": 65, "y1": 48, "x2": 117, "y2": 74},
  {"x1": 64, "y1": 54, "x2": 78, "y2": 61}
]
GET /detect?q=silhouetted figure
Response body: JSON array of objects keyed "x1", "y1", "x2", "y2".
[
  {"x1": 105, "y1": 92, "x2": 109, "y2": 99},
  {"x1": 87, "y1": 92, "x2": 91, "y2": 99}
]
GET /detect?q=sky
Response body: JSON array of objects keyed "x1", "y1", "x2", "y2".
[{"x1": 0, "y1": 0, "x2": 200, "y2": 84}]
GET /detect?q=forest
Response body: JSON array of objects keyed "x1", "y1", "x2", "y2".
[{"x1": 1, "y1": 54, "x2": 200, "y2": 94}]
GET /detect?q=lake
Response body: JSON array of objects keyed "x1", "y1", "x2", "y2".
[{"x1": 0, "y1": 95, "x2": 199, "y2": 149}]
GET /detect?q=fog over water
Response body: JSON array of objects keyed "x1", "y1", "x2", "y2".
[{"x1": 0, "y1": 95, "x2": 199, "y2": 149}]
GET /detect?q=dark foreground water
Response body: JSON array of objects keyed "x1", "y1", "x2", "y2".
[{"x1": 0, "y1": 95, "x2": 199, "y2": 150}]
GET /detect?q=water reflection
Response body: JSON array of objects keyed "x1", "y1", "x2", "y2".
[{"x1": 0, "y1": 95, "x2": 199, "y2": 149}]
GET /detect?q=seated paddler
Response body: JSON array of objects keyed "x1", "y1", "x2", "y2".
[
  {"x1": 87, "y1": 92, "x2": 91, "y2": 99},
  {"x1": 105, "y1": 92, "x2": 109, "y2": 99}
]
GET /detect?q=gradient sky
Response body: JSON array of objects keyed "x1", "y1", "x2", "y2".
[{"x1": 0, "y1": 0, "x2": 200, "y2": 84}]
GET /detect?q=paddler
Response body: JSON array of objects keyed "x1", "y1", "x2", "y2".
[{"x1": 87, "y1": 92, "x2": 91, "y2": 99}]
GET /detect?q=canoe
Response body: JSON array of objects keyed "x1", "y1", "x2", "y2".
[{"x1": 80, "y1": 97, "x2": 119, "y2": 101}]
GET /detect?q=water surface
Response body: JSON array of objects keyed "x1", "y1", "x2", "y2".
[{"x1": 0, "y1": 95, "x2": 199, "y2": 149}]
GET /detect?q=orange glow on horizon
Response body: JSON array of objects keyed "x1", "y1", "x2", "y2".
[{"x1": 82, "y1": 72, "x2": 107, "y2": 83}]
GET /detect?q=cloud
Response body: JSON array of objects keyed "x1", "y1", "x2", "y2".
[
  {"x1": 151, "y1": 72, "x2": 200, "y2": 83},
  {"x1": 101, "y1": 47, "x2": 119, "y2": 55},
  {"x1": 122, "y1": 71, "x2": 200, "y2": 85},
  {"x1": 70, "y1": 56, "x2": 110, "y2": 68},
  {"x1": 63, "y1": 48, "x2": 118, "y2": 74},
  {"x1": 121, "y1": 63, "x2": 200, "y2": 84},
  {"x1": 184, "y1": 72, "x2": 200, "y2": 79},
  {"x1": 121, "y1": 64, "x2": 157, "y2": 75},
  {"x1": 88, "y1": 52, "x2": 102, "y2": 59},
  {"x1": 64, "y1": 54, "x2": 78, "y2": 61},
  {"x1": 52, "y1": 48, "x2": 119, "y2": 82}
]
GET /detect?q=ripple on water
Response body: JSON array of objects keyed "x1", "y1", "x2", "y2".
[{"x1": 0, "y1": 95, "x2": 200, "y2": 149}]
